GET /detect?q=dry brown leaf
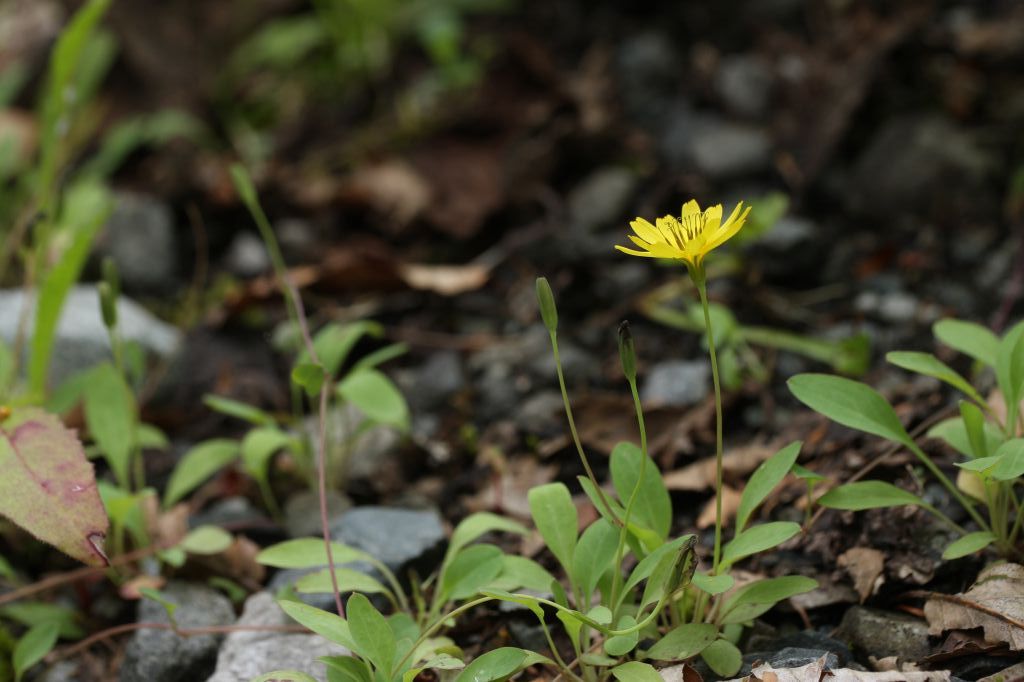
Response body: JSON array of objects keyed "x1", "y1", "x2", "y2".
[
  {"x1": 413, "y1": 140, "x2": 505, "y2": 239},
  {"x1": 838, "y1": 547, "x2": 886, "y2": 603},
  {"x1": 924, "y1": 563, "x2": 1024, "y2": 650},
  {"x1": 716, "y1": 655, "x2": 951, "y2": 682},
  {"x1": 663, "y1": 443, "x2": 781, "y2": 491},
  {"x1": 464, "y1": 455, "x2": 559, "y2": 522},
  {"x1": 119, "y1": 574, "x2": 167, "y2": 600},
  {"x1": 656, "y1": 662, "x2": 703, "y2": 682},
  {"x1": 697, "y1": 485, "x2": 741, "y2": 529},
  {"x1": 345, "y1": 160, "x2": 432, "y2": 230},
  {"x1": 398, "y1": 262, "x2": 491, "y2": 296}
]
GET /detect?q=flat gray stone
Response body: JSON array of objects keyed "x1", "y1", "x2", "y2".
[
  {"x1": 96, "y1": 191, "x2": 177, "y2": 292},
  {"x1": 206, "y1": 591, "x2": 348, "y2": 682},
  {"x1": 120, "y1": 582, "x2": 234, "y2": 682},
  {"x1": 641, "y1": 360, "x2": 710, "y2": 407},
  {"x1": 0, "y1": 285, "x2": 181, "y2": 387}
]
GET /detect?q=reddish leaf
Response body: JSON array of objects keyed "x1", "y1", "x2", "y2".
[{"x1": 0, "y1": 408, "x2": 109, "y2": 566}]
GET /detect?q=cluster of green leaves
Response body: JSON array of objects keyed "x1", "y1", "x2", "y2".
[
  {"x1": 253, "y1": 512, "x2": 557, "y2": 681},
  {"x1": 219, "y1": 0, "x2": 514, "y2": 163},
  {"x1": 790, "y1": 318, "x2": 1024, "y2": 560}
]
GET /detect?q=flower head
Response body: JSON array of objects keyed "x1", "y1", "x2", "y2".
[{"x1": 616, "y1": 199, "x2": 751, "y2": 270}]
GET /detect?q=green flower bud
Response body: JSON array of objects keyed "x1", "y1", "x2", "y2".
[
  {"x1": 98, "y1": 281, "x2": 117, "y2": 330},
  {"x1": 101, "y1": 257, "x2": 120, "y2": 301},
  {"x1": 618, "y1": 320, "x2": 636, "y2": 383},
  {"x1": 535, "y1": 277, "x2": 558, "y2": 332}
]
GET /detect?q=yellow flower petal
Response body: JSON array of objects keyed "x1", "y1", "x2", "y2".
[
  {"x1": 681, "y1": 200, "x2": 701, "y2": 218},
  {"x1": 629, "y1": 217, "x2": 661, "y2": 244},
  {"x1": 628, "y1": 235, "x2": 681, "y2": 258},
  {"x1": 703, "y1": 204, "x2": 750, "y2": 252},
  {"x1": 615, "y1": 245, "x2": 661, "y2": 258},
  {"x1": 703, "y1": 204, "x2": 723, "y2": 231}
]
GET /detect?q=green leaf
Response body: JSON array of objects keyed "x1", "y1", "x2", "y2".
[
  {"x1": 136, "y1": 423, "x2": 169, "y2": 450},
  {"x1": 611, "y1": 661, "x2": 664, "y2": 682},
  {"x1": 578, "y1": 476, "x2": 662, "y2": 552},
  {"x1": 0, "y1": 408, "x2": 109, "y2": 566},
  {"x1": 83, "y1": 362, "x2": 137, "y2": 488},
  {"x1": 440, "y1": 544, "x2": 504, "y2": 602},
  {"x1": 996, "y1": 321, "x2": 1024, "y2": 426},
  {"x1": 942, "y1": 531, "x2": 996, "y2": 560},
  {"x1": 351, "y1": 343, "x2": 408, "y2": 373},
  {"x1": 736, "y1": 441, "x2": 801, "y2": 534},
  {"x1": 528, "y1": 483, "x2": 577, "y2": 574},
  {"x1": 787, "y1": 374, "x2": 911, "y2": 446},
  {"x1": 486, "y1": 555, "x2": 557, "y2": 593},
  {"x1": 621, "y1": 536, "x2": 690, "y2": 600},
  {"x1": 991, "y1": 439, "x2": 1024, "y2": 481},
  {"x1": 448, "y1": 512, "x2": 528, "y2": 561},
  {"x1": 721, "y1": 522, "x2": 801, "y2": 569},
  {"x1": 455, "y1": 647, "x2": 530, "y2": 682},
  {"x1": 257, "y1": 538, "x2": 371, "y2": 568},
  {"x1": 954, "y1": 456, "x2": 1001, "y2": 474},
  {"x1": 610, "y1": 442, "x2": 671, "y2": 540},
  {"x1": 0, "y1": 602, "x2": 83, "y2": 639},
  {"x1": 934, "y1": 319, "x2": 1000, "y2": 367},
  {"x1": 791, "y1": 464, "x2": 825, "y2": 484},
  {"x1": 252, "y1": 671, "x2": 319, "y2": 682},
  {"x1": 644, "y1": 623, "x2": 717, "y2": 661},
  {"x1": 323, "y1": 654, "x2": 373, "y2": 682},
  {"x1": 29, "y1": 182, "x2": 112, "y2": 397},
  {"x1": 306, "y1": 321, "x2": 384, "y2": 378},
  {"x1": 278, "y1": 600, "x2": 356, "y2": 651},
  {"x1": 294, "y1": 568, "x2": 390, "y2": 596},
  {"x1": 240, "y1": 426, "x2": 292, "y2": 479},
  {"x1": 604, "y1": 615, "x2": 639, "y2": 656},
  {"x1": 163, "y1": 439, "x2": 240, "y2": 507},
  {"x1": 402, "y1": 654, "x2": 465, "y2": 682},
  {"x1": 701, "y1": 639, "x2": 742, "y2": 677},
  {"x1": 291, "y1": 362, "x2": 325, "y2": 398},
  {"x1": 719, "y1": 575, "x2": 818, "y2": 625},
  {"x1": 818, "y1": 481, "x2": 925, "y2": 511},
  {"x1": 13, "y1": 622, "x2": 60, "y2": 682},
  {"x1": 960, "y1": 402, "x2": 991, "y2": 458},
  {"x1": 203, "y1": 394, "x2": 275, "y2": 426},
  {"x1": 571, "y1": 518, "x2": 618, "y2": 598},
  {"x1": 347, "y1": 593, "x2": 396, "y2": 675},
  {"x1": 887, "y1": 351, "x2": 987, "y2": 406},
  {"x1": 927, "y1": 417, "x2": 1005, "y2": 459},
  {"x1": 690, "y1": 573, "x2": 733, "y2": 595},
  {"x1": 336, "y1": 369, "x2": 409, "y2": 430},
  {"x1": 179, "y1": 526, "x2": 233, "y2": 555}
]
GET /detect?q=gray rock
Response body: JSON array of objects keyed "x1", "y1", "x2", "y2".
[
  {"x1": 739, "y1": 648, "x2": 839, "y2": 677},
  {"x1": 120, "y1": 582, "x2": 234, "y2": 682},
  {"x1": 750, "y1": 216, "x2": 821, "y2": 278},
  {"x1": 641, "y1": 360, "x2": 710, "y2": 407},
  {"x1": 284, "y1": 489, "x2": 353, "y2": 539},
  {"x1": 568, "y1": 167, "x2": 638, "y2": 233},
  {"x1": 206, "y1": 591, "x2": 348, "y2": 682},
  {"x1": 0, "y1": 285, "x2": 181, "y2": 386},
  {"x1": 615, "y1": 32, "x2": 679, "y2": 129},
  {"x1": 837, "y1": 606, "x2": 932, "y2": 662},
  {"x1": 854, "y1": 290, "x2": 921, "y2": 325},
  {"x1": 37, "y1": 661, "x2": 81, "y2": 682},
  {"x1": 330, "y1": 507, "x2": 446, "y2": 576},
  {"x1": 409, "y1": 351, "x2": 465, "y2": 413},
  {"x1": 96, "y1": 192, "x2": 177, "y2": 292},
  {"x1": 715, "y1": 54, "x2": 773, "y2": 118},
  {"x1": 303, "y1": 405, "x2": 404, "y2": 490},
  {"x1": 662, "y1": 112, "x2": 772, "y2": 178},
  {"x1": 515, "y1": 390, "x2": 565, "y2": 434},
  {"x1": 276, "y1": 218, "x2": 318, "y2": 262},
  {"x1": 850, "y1": 115, "x2": 995, "y2": 218},
  {"x1": 223, "y1": 232, "x2": 270, "y2": 278}
]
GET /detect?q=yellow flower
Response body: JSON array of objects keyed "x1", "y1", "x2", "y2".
[{"x1": 616, "y1": 199, "x2": 751, "y2": 269}]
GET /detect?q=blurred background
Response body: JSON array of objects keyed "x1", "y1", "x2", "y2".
[{"x1": 0, "y1": 0, "x2": 1021, "y2": 500}]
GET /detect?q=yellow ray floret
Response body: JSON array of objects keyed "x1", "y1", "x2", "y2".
[{"x1": 616, "y1": 199, "x2": 751, "y2": 268}]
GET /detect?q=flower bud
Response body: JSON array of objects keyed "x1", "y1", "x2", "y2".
[
  {"x1": 98, "y1": 282, "x2": 117, "y2": 330},
  {"x1": 618, "y1": 320, "x2": 637, "y2": 383},
  {"x1": 535, "y1": 277, "x2": 558, "y2": 332},
  {"x1": 101, "y1": 257, "x2": 120, "y2": 301}
]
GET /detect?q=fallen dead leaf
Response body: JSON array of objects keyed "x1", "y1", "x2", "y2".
[
  {"x1": 715, "y1": 654, "x2": 951, "y2": 682},
  {"x1": 663, "y1": 442, "x2": 782, "y2": 491},
  {"x1": 838, "y1": 547, "x2": 886, "y2": 603},
  {"x1": 656, "y1": 662, "x2": 703, "y2": 682},
  {"x1": 924, "y1": 562, "x2": 1024, "y2": 650},
  {"x1": 413, "y1": 140, "x2": 505, "y2": 239},
  {"x1": 344, "y1": 159, "x2": 432, "y2": 231},
  {"x1": 399, "y1": 262, "x2": 491, "y2": 296},
  {"x1": 697, "y1": 485, "x2": 741, "y2": 529},
  {"x1": 120, "y1": 574, "x2": 167, "y2": 600}
]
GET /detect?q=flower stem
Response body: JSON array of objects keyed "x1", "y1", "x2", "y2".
[
  {"x1": 549, "y1": 331, "x2": 621, "y2": 525},
  {"x1": 609, "y1": 376, "x2": 647, "y2": 617},
  {"x1": 693, "y1": 272, "x2": 725, "y2": 575}
]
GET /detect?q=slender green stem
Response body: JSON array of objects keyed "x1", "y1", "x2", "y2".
[
  {"x1": 538, "y1": 618, "x2": 585, "y2": 682},
  {"x1": 609, "y1": 377, "x2": 647, "y2": 618},
  {"x1": 906, "y1": 441, "x2": 991, "y2": 533},
  {"x1": 693, "y1": 274, "x2": 725, "y2": 574},
  {"x1": 391, "y1": 597, "x2": 493, "y2": 677},
  {"x1": 549, "y1": 332, "x2": 621, "y2": 525}
]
